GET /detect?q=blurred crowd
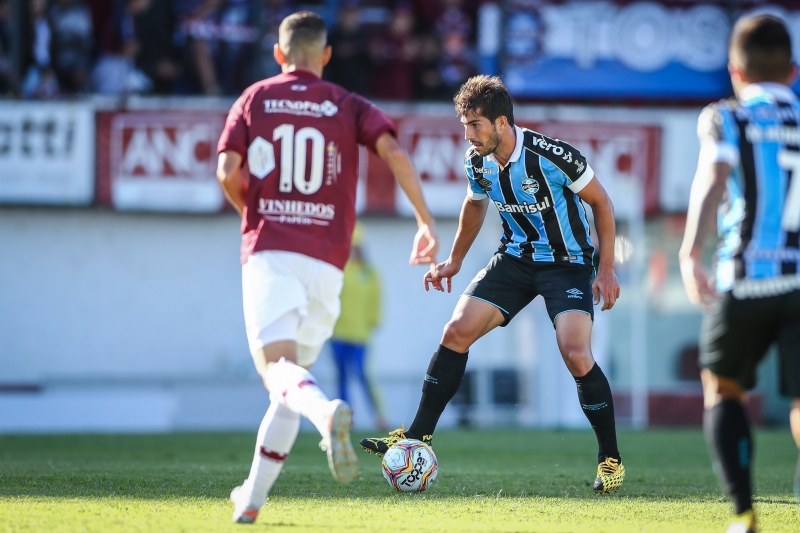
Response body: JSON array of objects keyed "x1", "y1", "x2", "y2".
[{"x1": 0, "y1": 0, "x2": 479, "y2": 100}]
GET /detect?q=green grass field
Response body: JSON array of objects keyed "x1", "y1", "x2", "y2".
[{"x1": 0, "y1": 429, "x2": 797, "y2": 532}]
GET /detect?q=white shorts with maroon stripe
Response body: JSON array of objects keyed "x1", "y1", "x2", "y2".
[{"x1": 242, "y1": 250, "x2": 344, "y2": 367}]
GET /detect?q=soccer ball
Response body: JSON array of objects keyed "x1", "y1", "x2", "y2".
[{"x1": 381, "y1": 439, "x2": 438, "y2": 492}]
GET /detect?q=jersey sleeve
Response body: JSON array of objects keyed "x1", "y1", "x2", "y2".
[
  {"x1": 217, "y1": 92, "x2": 250, "y2": 161},
  {"x1": 464, "y1": 152, "x2": 488, "y2": 200},
  {"x1": 543, "y1": 137, "x2": 595, "y2": 193},
  {"x1": 697, "y1": 102, "x2": 739, "y2": 166},
  {"x1": 352, "y1": 94, "x2": 397, "y2": 152}
]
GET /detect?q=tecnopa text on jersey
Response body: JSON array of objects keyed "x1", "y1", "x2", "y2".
[{"x1": 262, "y1": 99, "x2": 338, "y2": 118}]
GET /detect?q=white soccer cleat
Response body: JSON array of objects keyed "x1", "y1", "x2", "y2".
[
  {"x1": 230, "y1": 485, "x2": 260, "y2": 524},
  {"x1": 318, "y1": 399, "x2": 359, "y2": 484}
]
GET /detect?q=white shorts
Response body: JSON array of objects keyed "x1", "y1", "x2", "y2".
[{"x1": 242, "y1": 250, "x2": 344, "y2": 367}]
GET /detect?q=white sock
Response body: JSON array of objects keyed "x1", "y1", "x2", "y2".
[
  {"x1": 240, "y1": 400, "x2": 301, "y2": 508},
  {"x1": 264, "y1": 359, "x2": 332, "y2": 436}
]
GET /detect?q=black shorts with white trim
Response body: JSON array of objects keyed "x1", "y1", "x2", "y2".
[
  {"x1": 700, "y1": 288, "x2": 800, "y2": 395},
  {"x1": 463, "y1": 252, "x2": 594, "y2": 327}
]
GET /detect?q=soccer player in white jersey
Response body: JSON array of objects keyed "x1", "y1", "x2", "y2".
[
  {"x1": 680, "y1": 14, "x2": 800, "y2": 533},
  {"x1": 216, "y1": 11, "x2": 438, "y2": 524}
]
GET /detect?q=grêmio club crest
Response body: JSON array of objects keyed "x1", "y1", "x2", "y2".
[{"x1": 521, "y1": 178, "x2": 539, "y2": 197}]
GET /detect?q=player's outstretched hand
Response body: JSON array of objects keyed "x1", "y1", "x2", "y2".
[
  {"x1": 592, "y1": 267, "x2": 620, "y2": 311},
  {"x1": 424, "y1": 258, "x2": 461, "y2": 293},
  {"x1": 679, "y1": 255, "x2": 716, "y2": 308},
  {"x1": 410, "y1": 223, "x2": 439, "y2": 265}
]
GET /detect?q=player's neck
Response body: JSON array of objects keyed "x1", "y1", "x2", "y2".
[
  {"x1": 493, "y1": 128, "x2": 516, "y2": 169},
  {"x1": 281, "y1": 64, "x2": 322, "y2": 79}
]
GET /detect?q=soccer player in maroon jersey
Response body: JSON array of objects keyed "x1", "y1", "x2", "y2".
[{"x1": 216, "y1": 11, "x2": 438, "y2": 524}]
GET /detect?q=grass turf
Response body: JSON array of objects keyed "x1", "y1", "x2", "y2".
[{"x1": 0, "y1": 429, "x2": 797, "y2": 532}]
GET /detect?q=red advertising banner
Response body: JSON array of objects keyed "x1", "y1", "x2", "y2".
[
  {"x1": 96, "y1": 111, "x2": 227, "y2": 212},
  {"x1": 97, "y1": 109, "x2": 660, "y2": 216}
]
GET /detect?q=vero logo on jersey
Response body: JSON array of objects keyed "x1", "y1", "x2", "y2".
[{"x1": 566, "y1": 288, "x2": 583, "y2": 299}]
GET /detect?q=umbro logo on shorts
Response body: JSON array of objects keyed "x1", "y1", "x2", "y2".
[{"x1": 566, "y1": 288, "x2": 583, "y2": 299}]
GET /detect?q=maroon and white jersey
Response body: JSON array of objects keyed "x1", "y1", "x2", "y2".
[{"x1": 218, "y1": 70, "x2": 396, "y2": 269}]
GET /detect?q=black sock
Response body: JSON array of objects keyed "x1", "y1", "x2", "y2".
[
  {"x1": 704, "y1": 400, "x2": 753, "y2": 515},
  {"x1": 406, "y1": 345, "x2": 468, "y2": 440},
  {"x1": 574, "y1": 363, "x2": 620, "y2": 463}
]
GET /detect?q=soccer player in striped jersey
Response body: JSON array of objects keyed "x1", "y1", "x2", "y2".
[
  {"x1": 680, "y1": 14, "x2": 800, "y2": 533},
  {"x1": 361, "y1": 75, "x2": 625, "y2": 493}
]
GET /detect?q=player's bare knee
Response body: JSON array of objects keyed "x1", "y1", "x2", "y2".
[
  {"x1": 440, "y1": 320, "x2": 473, "y2": 353},
  {"x1": 700, "y1": 369, "x2": 745, "y2": 407},
  {"x1": 561, "y1": 346, "x2": 594, "y2": 376}
]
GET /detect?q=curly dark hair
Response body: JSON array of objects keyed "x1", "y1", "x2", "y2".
[
  {"x1": 730, "y1": 14, "x2": 792, "y2": 82},
  {"x1": 453, "y1": 75, "x2": 515, "y2": 127}
]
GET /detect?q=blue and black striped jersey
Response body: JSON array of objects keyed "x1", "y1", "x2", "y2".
[
  {"x1": 464, "y1": 126, "x2": 595, "y2": 265},
  {"x1": 699, "y1": 83, "x2": 800, "y2": 296}
]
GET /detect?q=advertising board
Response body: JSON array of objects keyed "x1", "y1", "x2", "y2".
[
  {"x1": 96, "y1": 111, "x2": 226, "y2": 212},
  {"x1": 96, "y1": 109, "x2": 660, "y2": 217},
  {"x1": 0, "y1": 102, "x2": 94, "y2": 205},
  {"x1": 501, "y1": 0, "x2": 800, "y2": 100}
]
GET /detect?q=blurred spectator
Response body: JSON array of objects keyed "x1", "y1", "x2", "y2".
[
  {"x1": 252, "y1": 0, "x2": 295, "y2": 81},
  {"x1": 415, "y1": 33, "x2": 448, "y2": 100},
  {"x1": 438, "y1": 30, "x2": 476, "y2": 95},
  {"x1": 13, "y1": 1, "x2": 479, "y2": 99},
  {"x1": 215, "y1": 0, "x2": 255, "y2": 94},
  {"x1": 325, "y1": 3, "x2": 369, "y2": 95},
  {"x1": 22, "y1": 0, "x2": 60, "y2": 98},
  {"x1": 175, "y1": 0, "x2": 223, "y2": 94},
  {"x1": 434, "y1": 0, "x2": 475, "y2": 39},
  {"x1": 90, "y1": 0, "x2": 153, "y2": 94},
  {"x1": 175, "y1": 0, "x2": 256, "y2": 95},
  {"x1": 369, "y1": 4, "x2": 419, "y2": 100},
  {"x1": 49, "y1": 0, "x2": 93, "y2": 93},
  {"x1": 134, "y1": 0, "x2": 180, "y2": 94},
  {"x1": 0, "y1": 0, "x2": 12, "y2": 94}
]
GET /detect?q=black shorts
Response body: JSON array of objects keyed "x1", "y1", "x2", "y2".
[
  {"x1": 700, "y1": 289, "x2": 800, "y2": 395},
  {"x1": 463, "y1": 252, "x2": 594, "y2": 327}
]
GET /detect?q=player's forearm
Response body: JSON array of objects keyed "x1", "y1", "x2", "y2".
[
  {"x1": 217, "y1": 168, "x2": 247, "y2": 216},
  {"x1": 216, "y1": 151, "x2": 247, "y2": 216},
  {"x1": 591, "y1": 198, "x2": 616, "y2": 272},
  {"x1": 450, "y1": 197, "x2": 488, "y2": 264},
  {"x1": 387, "y1": 152, "x2": 436, "y2": 228},
  {"x1": 679, "y1": 163, "x2": 729, "y2": 260}
]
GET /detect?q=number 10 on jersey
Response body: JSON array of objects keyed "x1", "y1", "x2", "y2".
[{"x1": 247, "y1": 124, "x2": 325, "y2": 195}]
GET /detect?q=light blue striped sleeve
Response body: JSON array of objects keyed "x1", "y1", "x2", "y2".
[{"x1": 465, "y1": 157, "x2": 487, "y2": 200}]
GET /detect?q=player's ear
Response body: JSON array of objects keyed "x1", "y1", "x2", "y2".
[
  {"x1": 728, "y1": 62, "x2": 746, "y2": 88},
  {"x1": 321, "y1": 45, "x2": 332, "y2": 67},
  {"x1": 274, "y1": 43, "x2": 286, "y2": 66},
  {"x1": 495, "y1": 115, "x2": 508, "y2": 133},
  {"x1": 786, "y1": 62, "x2": 798, "y2": 87}
]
